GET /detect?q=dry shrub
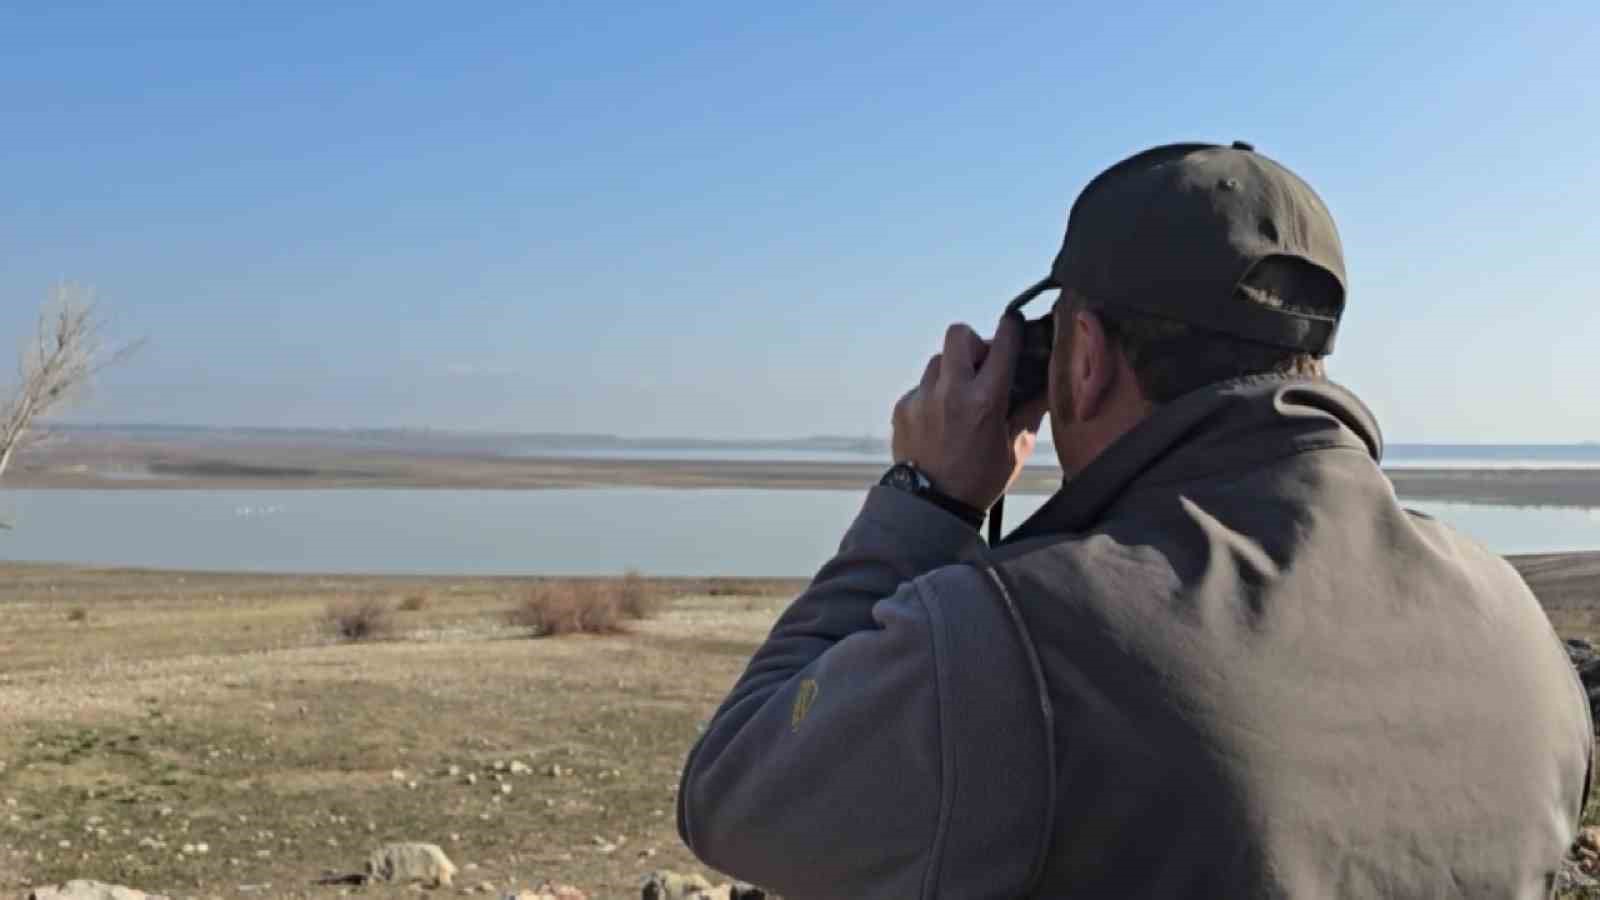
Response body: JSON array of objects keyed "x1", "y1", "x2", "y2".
[
  {"x1": 397, "y1": 594, "x2": 428, "y2": 613},
  {"x1": 616, "y1": 569, "x2": 664, "y2": 620},
  {"x1": 65, "y1": 607, "x2": 88, "y2": 624},
  {"x1": 323, "y1": 597, "x2": 394, "y2": 642},
  {"x1": 509, "y1": 583, "x2": 623, "y2": 637}
]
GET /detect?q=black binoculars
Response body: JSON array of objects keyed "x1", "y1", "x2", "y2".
[{"x1": 1006, "y1": 280, "x2": 1057, "y2": 415}]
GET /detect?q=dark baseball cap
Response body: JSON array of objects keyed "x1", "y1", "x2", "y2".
[{"x1": 1007, "y1": 141, "x2": 1347, "y2": 354}]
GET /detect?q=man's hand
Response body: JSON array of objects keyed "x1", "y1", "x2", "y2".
[{"x1": 891, "y1": 314, "x2": 1048, "y2": 512}]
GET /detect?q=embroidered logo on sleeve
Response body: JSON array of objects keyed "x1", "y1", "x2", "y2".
[{"x1": 791, "y1": 678, "x2": 819, "y2": 733}]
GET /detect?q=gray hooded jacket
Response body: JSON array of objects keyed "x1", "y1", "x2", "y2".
[{"x1": 678, "y1": 377, "x2": 1592, "y2": 898}]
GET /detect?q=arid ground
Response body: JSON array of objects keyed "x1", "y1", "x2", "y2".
[
  {"x1": 0, "y1": 567, "x2": 802, "y2": 898},
  {"x1": 3, "y1": 557, "x2": 1598, "y2": 899}
]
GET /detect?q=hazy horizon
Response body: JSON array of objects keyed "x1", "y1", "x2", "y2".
[{"x1": 47, "y1": 421, "x2": 1600, "y2": 449}]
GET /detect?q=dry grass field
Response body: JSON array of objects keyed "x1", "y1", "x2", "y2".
[
  {"x1": 0, "y1": 565, "x2": 802, "y2": 898},
  {"x1": 3, "y1": 556, "x2": 1598, "y2": 898}
]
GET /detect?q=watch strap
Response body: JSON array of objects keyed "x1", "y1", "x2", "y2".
[{"x1": 880, "y1": 463, "x2": 987, "y2": 530}]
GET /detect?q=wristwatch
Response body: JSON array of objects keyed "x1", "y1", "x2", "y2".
[{"x1": 879, "y1": 462, "x2": 988, "y2": 530}]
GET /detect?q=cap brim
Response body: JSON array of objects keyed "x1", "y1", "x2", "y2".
[{"x1": 1006, "y1": 277, "x2": 1058, "y2": 315}]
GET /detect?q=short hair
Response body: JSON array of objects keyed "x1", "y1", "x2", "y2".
[{"x1": 1078, "y1": 258, "x2": 1343, "y2": 404}]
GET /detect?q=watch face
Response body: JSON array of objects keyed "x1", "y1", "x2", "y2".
[{"x1": 883, "y1": 463, "x2": 919, "y2": 492}]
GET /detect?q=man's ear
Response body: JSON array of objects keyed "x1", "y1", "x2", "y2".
[{"x1": 1071, "y1": 309, "x2": 1119, "y2": 422}]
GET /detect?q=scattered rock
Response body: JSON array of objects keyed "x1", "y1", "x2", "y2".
[
  {"x1": 509, "y1": 761, "x2": 532, "y2": 776},
  {"x1": 637, "y1": 874, "x2": 767, "y2": 900},
  {"x1": 639, "y1": 871, "x2": 712, "y2": 900},
  {"x1": 25, "y1": 881, "x2": 171, "y2": 900},
  {"x1": 505, "y1": 884, "x2": 586, "y2": 900},
  {"x1": 1579, "y1": 825, "x2": 1600, "y2": 854},
  {"x1": 1558, "y1": 855, "x2": 1600, "y2": 893},
  {"x1": 366, "y1": 842, "x2": 458, "y2": 888}
]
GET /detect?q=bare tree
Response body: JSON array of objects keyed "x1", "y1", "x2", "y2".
[{"x1": 0, "y1": 284, "x2": 137, "y2": 499}]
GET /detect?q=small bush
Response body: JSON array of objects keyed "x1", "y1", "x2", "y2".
[
  {"x1": 509, "y1": 583, "x2": 623, "y2": 637},
  {"x1": 397, "y1": 594, "x2": 428, "y2": 613},
  {"x1": 616, "y1": 569, "x2": 664, "y2": 620},
  {"x1": 65, "y1": 607, "x2": 88, "y2": 624},
  {"x1": 323, "y1": 597, "x2": 394, "y2": 642}
]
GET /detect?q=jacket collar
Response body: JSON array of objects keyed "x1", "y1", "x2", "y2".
[{"x1": 1000, "y1": 375, "x2": 1383, "y2": 545}]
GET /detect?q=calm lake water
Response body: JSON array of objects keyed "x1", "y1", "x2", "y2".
[
  {"x1": 510, "y1": 444, "x2": 1600, "y2": 470},
  {"x1": 1, "y1": 490, "x2": 1597, "y2": 577}
]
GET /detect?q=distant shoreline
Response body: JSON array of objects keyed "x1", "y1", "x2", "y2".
[{"x1": 9, "y1": 440, "x2": 1600, "y2": 508}]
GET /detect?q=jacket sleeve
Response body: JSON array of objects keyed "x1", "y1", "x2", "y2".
[{"x1": 677, "y1": 486, "x2": 1052, "y2": 899}]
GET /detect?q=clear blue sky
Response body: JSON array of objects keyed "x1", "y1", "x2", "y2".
[{"x1": 2, "y1": 2, "x2": 1596, "y2": 442}]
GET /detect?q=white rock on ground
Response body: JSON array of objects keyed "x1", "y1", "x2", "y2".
[
  {"x1": 365, "y1": 841, "x2": 458, "y2": 887},
  {"x1": 639, "y1": 871, "x2": 713, "y2": 900},
  {"x1": 637, "y1": 875, "x2": 768, "y2": 900},
  {"x1": 25, "y1": 881, "x2": 171, "y2": 900}
]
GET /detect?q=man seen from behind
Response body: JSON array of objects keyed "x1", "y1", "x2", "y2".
[{"x1": 678, "y1": 141, "x2": 1593, "y2": 899}]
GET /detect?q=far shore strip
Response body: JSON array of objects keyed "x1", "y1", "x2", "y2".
[{"x1": 9, "y1": 441, "x2": 1600, "y2": 508}]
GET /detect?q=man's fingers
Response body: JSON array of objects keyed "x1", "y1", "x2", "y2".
[
  {"x1": 920, "y1": 354, "x2": 942, "y2": 391},
  {"x1": 976, "y1": 312, "x2": 1025, "y2": 399},
  {"x1": 941, "y1": 323, "x2": 983, "y2": 379}
]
